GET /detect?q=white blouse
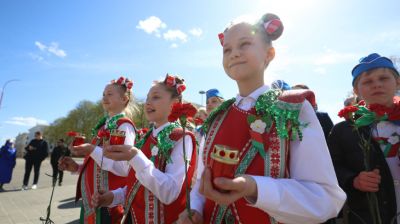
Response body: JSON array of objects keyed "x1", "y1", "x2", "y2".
[
  {"x1": 91, "y1": 122, "x2": 194, "y2": 206},
  {"x1": 190, "y1": 85, "x2": 346, "y2": 224},
  {"x1": 372, "y1": 121, "x2": 400, "y2": 224}
]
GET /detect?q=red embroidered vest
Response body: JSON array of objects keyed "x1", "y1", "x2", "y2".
[
  {"x1": 75, "y1": 118, "x2": 135, "y2": 224},
  {"x1": 202, "y1": 89, "x2": 313, "y2": 224},
  {"x1": 123, "y1": 128, "x2": 197, "y2": 224}
]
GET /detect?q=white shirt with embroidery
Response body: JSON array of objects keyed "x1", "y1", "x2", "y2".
[
  {"x1": 372, "y1": 121, "x2": 400, "y2": 224},
  {"x1": 92, "y1": 122, "x2": 194, "y2": 206},
  {"x1": 191, "y1": 85, "x2": 346, "y2": 223}
]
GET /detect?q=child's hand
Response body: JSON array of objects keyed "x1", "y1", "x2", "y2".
[
  {"x1": 353, "y1": 169, "x2": 381, "y2": 192},
  {"x1": 103, "y1": 145, "x2": 138, "y2": 161},
  {"x1": 199, "y1": 168, "x2": 258, "y2": 206},
  {"x1": 177, "y1": 209, "x2": 203, "y2": 224},
  {"x1": 58, "y1": 157, "x2": 79, "y2": 172},
  {"x1": 69, "y1": 143, "x2": 94, "y2": 157},
  {"x1": 92, "y1": 190, "x2": 114, "y2": 208}
]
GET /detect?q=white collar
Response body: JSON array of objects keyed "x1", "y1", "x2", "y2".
[
  {"x1": 235, "y1": 85, "x2": 270, "y2": 105},
  {"x1": 107, "y1": 112, "x2": 125, "y2": 121},
  {"x1": 152, "y1": 122, "x2": 171, "y2": 137}
]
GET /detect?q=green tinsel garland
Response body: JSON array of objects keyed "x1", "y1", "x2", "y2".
[
  {"x1": 135, "y1": 122, "x2": 180, "y2": 164},
  {"x1": 91, "y1": 114, "x2": 125, "y2": 136},
  {"x1": 202, "y1": 90, "x2": 304, "y2": 141}
]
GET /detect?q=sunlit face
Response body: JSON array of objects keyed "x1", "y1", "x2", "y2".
[
  {"x1": 145, "y1": 84, "x2": 177, "y2": 127},
  {"x1": 353, "y1": 68, "x2": 400, "y2": 107},
  {"x1": 222, "y1": 23, "x2": 273, "y2": 83},
  {"x1": 102, "y1": 84, "x2": 128, "y2": 115},
  {"x1": 206, "y1": 96, "x2": 223, "y2": 114}
]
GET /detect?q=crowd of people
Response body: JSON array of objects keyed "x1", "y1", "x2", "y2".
[{"x1": 1, "y1": 11, "x2": 399, "y2": 224}]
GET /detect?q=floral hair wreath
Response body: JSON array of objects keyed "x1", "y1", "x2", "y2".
[
  {"x1": 164, "y1": 73, "x2": 186, "y2": 94},
  {"x1": 111, "y1": 76, "x2": 133, "y2": 90},
  {"x1": 218, "y1": 18, "x2": 282, "y2": 46}
]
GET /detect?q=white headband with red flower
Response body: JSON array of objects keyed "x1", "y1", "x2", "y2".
[
  {"x1": 111, "y1": 76, "x2": 134, "y2": 90},
  {"x1": 164, "y1": 74, "x2": 186, "y2": 94}
]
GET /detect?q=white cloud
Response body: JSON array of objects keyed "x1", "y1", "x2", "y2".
[
  {"x1": 163, "y1": 29, "x2": 188, "y2": 43},
  {"x1": 34, "y1": 41, "x2": 67, "y2": 58},
  {"x1": 47, "y1": 42, "x2": 67, "y2": 57},
  {"x1": 189, "y1": 28, "x2": 203, "y2": 37},
  {"x1": 136, "y1": 16, "x2": 167, "y2": 35},
  {"x1": 170, "y1": 43, "x2": 178, "y2": 48},
  {"x1": 35, "y1": 41, "x2": 46, "y2": 51},
  {"x1": 5, "y1": 117, "x2": 48, "y2": 126}
]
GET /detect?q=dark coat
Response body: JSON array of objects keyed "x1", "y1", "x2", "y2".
[
  {"x1": 50, "y1": 146, "x2": 70, "y2": 166},
  {"x1": 328, "y1": 120, "x2": 397, "y2": 224},
  {"x1": 24, "y1": 139, "x2": 48, "y2": 162},
  {"x1": 316, "y1": 111, "x2": 333, "y2": 142}
]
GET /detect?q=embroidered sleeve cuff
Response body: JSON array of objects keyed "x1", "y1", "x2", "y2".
[
  {"x1": 129, "y1": 150, "x2": 152, "y2": 172},
  {"x1": 109, "y1": 187, "x2": 126, "y2": 207},
  {"x1": 251, "y1": 175, "x2": 280, "y2": 210},
  {"x1": 90, "y1": 146, "x2": 103, "y2": 164}
]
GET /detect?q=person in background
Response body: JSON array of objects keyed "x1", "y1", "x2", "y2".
[
  {"x1": 22, "y1": 131, "x2": 49, "y2": 190},
  {"x1": 271, "y1": 79, "x2": 291, "y2": 91},
  {"x1": 292, "y1": 84, "x2": 334, "y2": 141},
  {"x1": 205, "y1": 88, "x2": 224, "y2": 114},
  {"x1": 193, "y1": 107, "x2": 208, "y2": 142},
  {"x1": 50, "y1": 139, "x2": 70, "y2": 186},
  {"x1": 0, "y1": 139, "x2": 16, "y2": 192},
  {"x1": 329, "y1": 53, "x2": 400, "y2": 223}
]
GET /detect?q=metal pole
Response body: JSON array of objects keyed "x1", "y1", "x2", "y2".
[
  {"x1": 0, "y1": 79, "x2": 20, "y2": 109},
  {"x1": 199, "y1": 90, "x2": 205, "y2": 106}
]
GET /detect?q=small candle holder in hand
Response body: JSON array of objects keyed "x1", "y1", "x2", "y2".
[
  {"x1": 109, "y1": 130, "x2": 126, "y2": 145},
  {"x1": 67, "y1": 131, "x2": 86, "y2": 146},
  {"x1": 210, "y1": 144, "x2": 240, "y2": 192}
]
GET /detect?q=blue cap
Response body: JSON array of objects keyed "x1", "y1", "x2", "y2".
[
  {"x1": 271, "y1": 80, "x2": 291, "y2": 90},
  {"x1": 206, "y1": 88, "x2": 223, "y2": 101},
  {"x1": 352, "y1": 53, "x2": 399, "y2": 86}
]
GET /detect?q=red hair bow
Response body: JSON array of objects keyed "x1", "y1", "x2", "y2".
[
  {"x1": 165, "y1": 74, "x2": 176, "y2": 87},
  {"x1": 164, "y1": 74, "x2": 186, "y2": 94},
  {"x1": 263, "y1": 19, "x2": 282, "y2": 35},
  {"x1": 218, "y1": 33, "x2": 224, "y2": 46},
  {"x1": 111, "y1": 76, "x2": 134, "y2": 90}
]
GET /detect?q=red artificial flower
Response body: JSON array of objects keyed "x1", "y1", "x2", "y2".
[
  {"x1": 116, "y1": 76, "x2": 125, "y2": 85},
  {"x1": 176, "y1": 84, "x2": 186, "y2": 94},
  {"x1": 218, "y1": 33, "x2": 224, "y2": 46},
  {"x1": 165, "y1": 74, "x2": 176, "y2": 87},
  {"x1": 368, "y1": 104, "x2": 388, "y2": 117},
  {"x1": 338, "y1": 105, "x2": 359, "y2": 119},
  {"x1": 168, "y1": 103, "x2": 197, "y2": 123},
  {"x1": 67, "y1": 131, "x2": 79, "y2": 137},
  {"x1": 194, "y1": 117, "x2": 204, "y2": 126},
  {"x1": 125, "y1": 81, "x2": 133, "y2": 90}
]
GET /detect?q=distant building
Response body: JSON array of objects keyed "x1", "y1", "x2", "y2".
[{"x1": 14, "y1": 133, "x2": 28, "y2": 158}]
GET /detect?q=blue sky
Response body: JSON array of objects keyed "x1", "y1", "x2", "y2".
[{"x1": 1, "y1": 0, "x2": 399, "y2": 143}]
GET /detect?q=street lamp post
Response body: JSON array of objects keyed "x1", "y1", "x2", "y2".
[
  {"x1": 199, "y1": 90, "x2": 206, "y2": 106},
  {"x1": 0, "y1": 79, "x2": 20, "y2": 110}
]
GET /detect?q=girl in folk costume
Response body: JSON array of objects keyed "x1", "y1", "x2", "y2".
[
  {"x1": 91, "y1": 74, "x2": 197, "y2": 224},
  {"x1": 59, "y1": 76, "x2": 136, "y2": 224},
  {"x1": 178, "y1": 13, "x2": 346, "y2": 224},
  {"x1": 331, "y1": 53, "x2": 400, "y2": 224}
]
